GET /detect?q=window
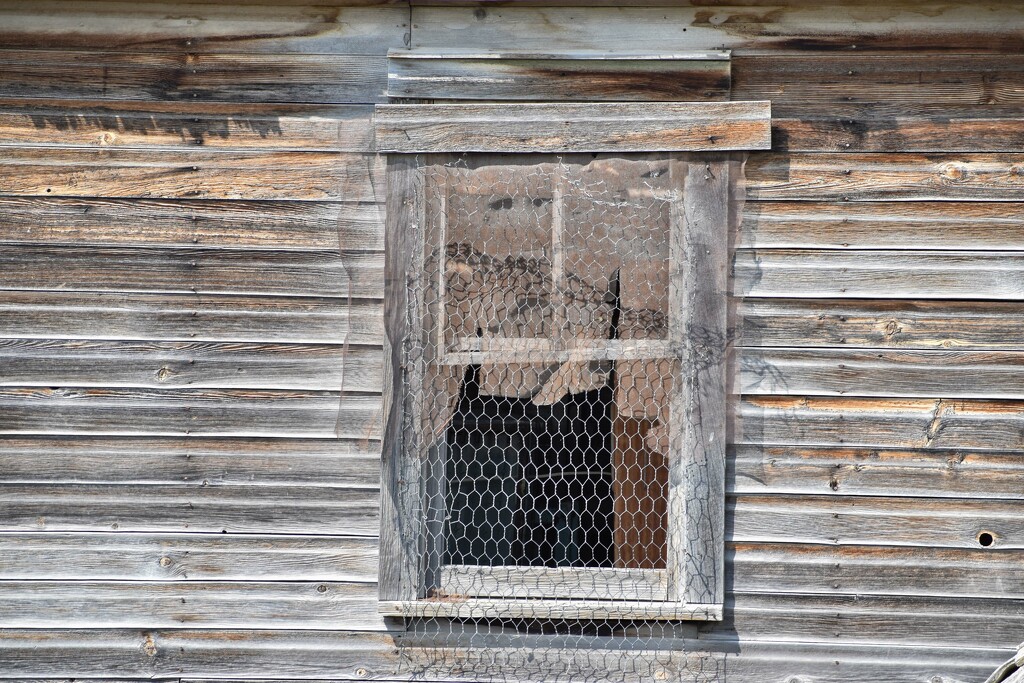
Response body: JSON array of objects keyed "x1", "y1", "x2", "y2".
[{"x1": 377, "y1": 103, "x2": 770, "y2": 621}]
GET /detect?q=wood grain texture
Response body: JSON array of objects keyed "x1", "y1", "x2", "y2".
[
  {"x1": 374, "y1": 102, "x2": 771, "y2": 153},
  {"x1": 746, "y1": 153, "x2": 1024, "y2": 201},
  {"x1": 0, "y1": 148, "x2": 383, "y2": 201},
  {"x1": 731, "y1": 445, "x2": 1024, "y2": 500},
  {"x1": 410, "y1": 5, "x2": 1024, "y2": 53},
  {"x1": 0, "y1": 533, "x2": 378, "y2": 582},
  {"x1": 775, "y1": 115, "x2": 1024, "y2": 153},
  {"x1": 730, "y1": 494, "x2": 1024, "y2": 549},
  {"x1": 0, "y1": 50, "x2": 387, "y2": 104},
  {"x1": 0, "y1": 581, "x2": 387, "y2": 631},
  {"x1": 0, "y1": 2, "x2": 407, "y2": 54},
  {"x1": 0, "y1": 339, "x2": 383, "y2": 392},
  {"x1": 0, "y1": 198, "x2": 384, "y2": 251},
  {"x1": 0, "y1": 100, "x2": 376, "y2": 151},
  {"x1": 388, "y1": 52, "x2": 730, "y2": 101},
  {"x1": 733, "y1": 54, "x2": 1024, "y2": 112},
  {"x1": 0, "y1": 436, "x2": 379, "y2": 487},
  {"x1": 737, "y1": 396, "x2": 1024, "y2": 450},
  {"x1": 0, "y1": 292, "x2": 384, "y2": 344},
  {"x1": 738, "y1": 298, "x2": 1024, "y2": 350},
  {"x1": 740, "y1": 201, "x2": 1024, "y2": 250},
  {"x1": 0, "y1": 246, "x2": 382, "y2": 297},
  {"x1": 739, "y1": 348, "x2": 1024, "y2": 398},
  {"x1": 0, "y1": 484, "x2": 380, "y2": 535},
  {"x1": 0, "y1": 388, "x2": 381, "y2": 438},
  {"x1": 731, "y1": 542, "x2": 1024, "y2": 599},
  {"x1": 734, "y1": 249, "x2": 1024, "y2": 300}
]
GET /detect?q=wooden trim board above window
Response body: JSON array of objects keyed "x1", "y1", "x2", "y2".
[
  {"x1": 374, "y1": 101, "x2": 771, "y2": 153},
  {"x1": 387, "y1": 48, "x2": 732, "y2": 101}
]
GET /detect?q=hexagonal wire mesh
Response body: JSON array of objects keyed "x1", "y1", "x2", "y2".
[{"x1": 395, "y1": 152, "x2": 743, "y2": 681}]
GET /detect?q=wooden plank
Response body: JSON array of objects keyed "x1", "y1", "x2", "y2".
[
  {"x1": 738, "y1": 396, "x2": 1024, "y2": 450},
  {"x1": 733, "y1": 54, "x2": 1024, "y2": 113},
  {"x1": 0, "y1": 50, "x2": 387, "y2": 104},
  {"x1": 0, "y1": 484, "x2": 380, "y2": 535},
  {"x1": 387, "y1": 51, "x2": 731, "y2": 101},
  {"x1": 740, "y1": 201, "x2": 1024, "y2": 250},
  {"x1": 747, "y1": 153, "x2": 1024, "y2": 201},
  {"x1": 0, "y1": 533, "x2": 378, "y2": 582},
  {"x1": 0, "y1": 339, "x2": 383, "y2": 392},
  {"x1": 0, "y1": 436, "x2": 379, "y2": 487},
  {"x1": 0, "y1": 629, "x2": 399, "y2": 680},
  {"x1": 724, "y1": 593, "x2": 1024, "y2": 650},
  {"x1": 674, "y1": 157, "x2": 730, "y2": 606},
  {"x1": 738, "y1": 298, "x2": 1024, "y2": 350},
  {"x1": 0, "y1": 198, "x2": 384, "y2": 251},
  {"x1": 0, "y1": 388, "x2": 381, "y2": 438},
  {"x1": 0, "y1": 100, "x2": 376, "y2": 151},
  {"x1": 374, "y1": 102, "x2": 771, "y2": 153},
  {"x1": 0, "y1": 3, "x2": 407, "y2": 54},
  {"x1": 735, "y1": 249, "x2": 1024, "y2": 300},
  {"x1": 0, "y1": 581, "x2": 386, "y2": 631},
  {"x1": 0, "y1": 245, "x2": 382, "y2": 298},
  {"x1": 732, "y1": 542, "x2": 1024, "y2": 600},
  {"x1": 380, "y1": 599, "x2": 720, "y2": 621},
  {"x1": 731, "y1": 494, "x2": 1024, "y2": 549},
  {"x1": 0, "y1": 148, "x2": 383, "y2": 201},
  {"x1": 410, "y1": 5, "x2": 1024, "y2": 53},
  {"x1": 437, "y1": 565, "x2": 667, "y2": 601},
  {"x1": 739, "y1": 348, "x2": 1024, "y2": 399},
  {"x1": 731, "y1": 445, "x2": 1024, "y2": 500},
  {"x1": 0, "y1": 292, "x2": 384, "y2": 345},
  {"x1": 775, "y1": 116, "x2": 1024, "y2": 153}
]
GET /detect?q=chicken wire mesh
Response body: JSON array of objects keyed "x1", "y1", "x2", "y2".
[{"x1": 391, "y1": 152, "x2": 741, "y2": 682}]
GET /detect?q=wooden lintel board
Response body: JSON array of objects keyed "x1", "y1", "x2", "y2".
[{"x1": 374, "y1": 102, "x2": 771, "y2": 153}]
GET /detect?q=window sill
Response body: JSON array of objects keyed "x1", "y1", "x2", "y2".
[{"x1": 378, "y1": 599, "x2": 722, "y2": 621}]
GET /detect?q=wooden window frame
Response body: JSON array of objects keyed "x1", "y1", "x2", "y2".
[{"x1": 376, "y1": 102, "x2": 770, "y2": 622}]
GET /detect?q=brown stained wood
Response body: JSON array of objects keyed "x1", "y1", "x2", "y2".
[
  {"x1": 730, "y1": 494, "x2": 1024, "y2": 549},
  {"x1": 410, "y1": 5, "x2": 1024, "y2": 53},
  {"x1": 0, "y1": 339, "x2": 383, "y2": 392},
  {"x1": 0, "y1": 3, "x2": 407, "y2": 54},
  {"x1": 775, "y1": 116, "x2": 1024, "y2": 153},
  {"x1": 740, "y1": 201, "x2": 1024, "y2": 250},
  {"x1": 612, "y1": 417, "x2": 668, "y2": 570},
  {"x1": 731, "y1": 445, "x2": 1024, "y2": 500},
  {"x1": 0, "y1": 436, "x2": 379, "y2": 487},
  {"x1": 738, "y1": 298, "x2": 1024, "y2": 350},
  {"x1": 0, "y1": 198, "x2": 384, "y2": 251},
  {"x1": 0, "y1": 581, "x2": 386, "y2": 631},
  {"x1": 374, "y1": 102, "x2": 771, "y2": 153},
  {"x1": 0, "y1": 246, "x2": 382, "y2": 298},
  {"x1": 0, "y1": 100, "x2": 376, "y2": 151},
  {"x1": 0, "y1": 388, "x2": 381, "y2": 439},
  {"x1": 739, "y1": 348, "x2": 1024, "y2": 399},
  {"x1": 734, "y1": 249, "x2": 1024, "y2": 300},
  {"x1": 0, "y1": 50, "x2": 387, "y2": 104},
  {"x1": 0, "y1": 484, "x2": 380, "y2": 535},
  {"x1": 388, "y1": 53, "x2": 731, "y2": 101},
  {"x1": 0, "y1": 292, "x2": 384, "y2": 345},
  {"x1": 733, "y1": 54, "x2": 1024, "y2": 112},
  {"x1": 737, "y1": 396, "x2": 1024, "y2": 451},
  {"x1": 730, "y1": 542, "x2": 1024, "y2": 600},
  {"x1": 746, "y1": 153, "x2": 1024, "y2": 201},
  {"x1": 0, "y1": 533, "x2": 378, "y2": 582},
  {"x1": 0, "y1": 148, "x2": 383, "y2": 201}
]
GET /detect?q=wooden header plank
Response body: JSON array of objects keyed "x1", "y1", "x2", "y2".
[
  {"x1": 374, "y1": 102, "x2": 771, "y2": 153},
  {"x1": 387, "y1": 49, "x2": 731, "y2": 101}
]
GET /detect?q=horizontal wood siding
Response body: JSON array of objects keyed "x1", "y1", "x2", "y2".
[{"x1": 4, "y1": 2, "x2": 1024, "y2": 683}]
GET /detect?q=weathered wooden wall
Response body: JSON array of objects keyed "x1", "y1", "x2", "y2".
[{"x1": 2, "y1": 1, "x2": 1023, "y2": 681}]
